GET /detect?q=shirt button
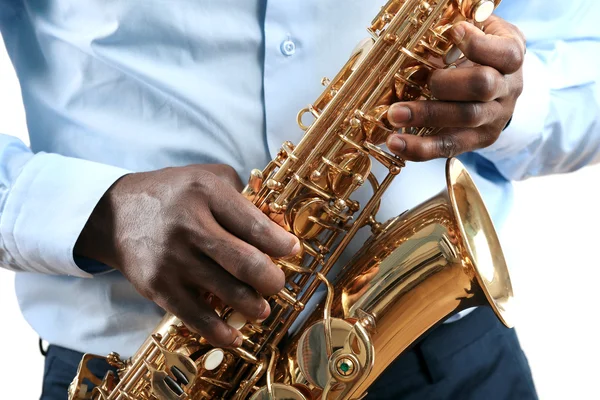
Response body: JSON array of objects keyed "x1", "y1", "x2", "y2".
[{"x1": 280, "y1": 39, "x2": 296, "y2": 56}]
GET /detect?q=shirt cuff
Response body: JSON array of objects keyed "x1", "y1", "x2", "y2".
[
  {"x1": 0, "y1": 152, "x2": 130, "y2": 277},
  {"x1": 476, "y1": 51, "x2": 551, "y2": 166}
]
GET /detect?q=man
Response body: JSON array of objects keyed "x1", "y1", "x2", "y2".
[{"x1": 0, "y1": 0, "x2": 598, "y2": 399}]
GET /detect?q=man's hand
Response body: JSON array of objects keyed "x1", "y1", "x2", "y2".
[
  {"x1": 74, "y1": 164, "x2": 300, "y2": 348},
  {"x1": 386, "y1": 15, "x2": 526, "y2": 161}
]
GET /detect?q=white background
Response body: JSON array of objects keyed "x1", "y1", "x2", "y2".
[{"x1": 1, "y1": 36, "x2": 599, "y2": 399}]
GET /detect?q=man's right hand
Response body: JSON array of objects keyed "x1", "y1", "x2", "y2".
[{"x1": 74, "y1": 164, "x2": 300, "y2": 348}]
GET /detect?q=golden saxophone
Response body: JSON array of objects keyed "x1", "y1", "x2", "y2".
[{"x1": 69, "y1": 0, "x2": 513, "y2": 399}]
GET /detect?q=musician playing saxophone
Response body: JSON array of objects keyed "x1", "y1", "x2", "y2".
[{"x1": 0, "y1": 1, "x2": 598, "y2": 399}]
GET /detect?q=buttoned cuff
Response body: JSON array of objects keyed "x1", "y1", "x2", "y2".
[
  {"x1": 0, "y1": 152, "x2": 130, "y2": 277},
  {"x1": 475, "y1": 51, "x2": 551, "y2": 178}
]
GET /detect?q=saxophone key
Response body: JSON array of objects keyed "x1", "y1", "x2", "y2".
[
  {"x1": 370, "y1": 0, "x2": 401, "y2": 32},
  {"x1": 144, "y1": 360, "x2": 184, "y2": 400},
  {"x1": 281, "y1": 141, "x2": 297, "y2": 160},
  {"x1": 458, "y1": 0, "x2": 495, "y2": 22},
  {"x1": 266, "y1": 179, "x2": 284, "y2": 192},
  {"x1": 444, "y1": 44, "x2": 464, "y2": 65},
  {"x1": 202, "y1": 348, "x2": 226, "y2": 371},
  {"x1": 231, "y1": 347, "x2": 259, "y2": 364},
  {"x1": 149, "y1": 335, "x2": 198, "y2": 385},
  {"x1": 288, "y1": 197, "x2": 331, "y2": 239},
  {"x1": 276, "y1": 287, "x2": 304, "y2": 311},
  {"x1": 384, "y1": 33, "x2": 399, "y2": 43}
]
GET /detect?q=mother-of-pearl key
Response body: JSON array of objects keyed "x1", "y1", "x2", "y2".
[{"x1": 203, "y1": 348, "x2": 226, "y2": 371}]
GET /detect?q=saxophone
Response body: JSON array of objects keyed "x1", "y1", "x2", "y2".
[{"x1": 69, "y1": 0, "x2": 513, "y2": 399}]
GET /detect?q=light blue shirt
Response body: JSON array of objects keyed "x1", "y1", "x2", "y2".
[{"x1": 0, "y1": 0, "x2": 599, "y2": 357}]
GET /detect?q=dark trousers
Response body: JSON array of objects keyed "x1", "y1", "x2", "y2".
[{"x1": 41, "y1": 307, "x2": 537, "y2": 400}]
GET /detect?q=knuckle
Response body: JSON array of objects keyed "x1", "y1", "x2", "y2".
[
  {"x1": 516, "y1": 81, "x2": 524, "y2": 97},
  {"x1": 188, "y1": 169, "x2": 218, "y2": 194},
  {"x1": 436, "y1": 135, "x2": 459, "y2": 158},
  {"x1": 482, "y1": 131, "x2": 499, "y2": 147},
  {"x1": 478, "y1": 125, "x2": 499, "y2": 148},
  {"x1": 470, "y1": 69, "x2": 500, "y2": 101},
  {"x1": 142, "y1": 267, "x2": 167, "y2": 295},
  {"x1": 247, "y1": 251, "x2": 270, "y2": 275},
  {"x1": 506, "y1": 40, "x2": 525, "y2": 71},
  {"x1": 235, "y1": 249, "x2": 284, "y2": 295},
  {"x1": 249, "y1": 216, "x2": 271, "y2": 239},
  {"x1": 230, "y1": 248, "x2": 267, "y2": 279}
]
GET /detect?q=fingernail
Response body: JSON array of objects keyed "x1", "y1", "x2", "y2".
[
  {"x1": 256, "y1": 300, "x2": 270, "y2": 323},
  {"x1": 449, "y1": 23, "x2": 466, "y2": 44},
  {"x1": 388, "y1": 104, "x2": 412, "y2": 126},
  {"x1": 291, "y1": 239, "x2": 302, "y2": 255},
  {"x1": 231, "y1": 335, "x2": 243, "y2": 348},
  {"x1": 387, "y1": 135, "x2": 406, "y2": 153}
]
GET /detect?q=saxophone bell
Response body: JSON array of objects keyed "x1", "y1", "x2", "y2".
[{"x1": 289, "y1": 157, "x2": 513, "y2": 399}]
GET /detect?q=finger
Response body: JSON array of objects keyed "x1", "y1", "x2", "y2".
[
  {"x1": 449, "y1": 17, "x2": 525, "y2": 74},
  {"x1": 482, "y1": 15, "x2": 527, "y2": 45},
  {"x1": 429, "y1": 65, "x2": 508, "y2": 102},
  {"x1": 193, "y1": 221, "x2": 285, "y2": 295},
  {"x1": 188, "y1": 254, "x2": 272, "y2": 321},
  {"x1": 386, "y1": 129, "x2": 496, "y2": 161},
  {"x1": 155, "y1": 289, "x2": 243, "y2": 348},
  {"x1": 387, "y1": 100, "x2": 503, "y2": 129},
  {"x1": 208, "y1": 183, "x2": 300, "y2": 258}
]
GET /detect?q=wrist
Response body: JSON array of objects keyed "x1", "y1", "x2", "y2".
[{"x1": 74, "y1": 174, "x2": 130, "y2": 269}]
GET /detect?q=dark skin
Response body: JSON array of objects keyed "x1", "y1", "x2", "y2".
[
  {"x1": 386, "y1": 16, "x2": 526, "y2": 160},
  {"x1": 75, "y1": 164, "x2": 301, "y2": 348},
  {"x1": 75, "y1": 15, "x2": 525, "y2": 348}
]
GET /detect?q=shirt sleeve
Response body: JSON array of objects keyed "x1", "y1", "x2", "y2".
[
  {"x1": 0, "y1": 134, "x2": 130, "y2": 277},
  {"x1": 475, "y1": 38, "x2": 600, "y2": 181}
]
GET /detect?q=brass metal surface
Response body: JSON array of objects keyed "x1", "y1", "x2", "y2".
[
  {"x1": 288, "y1": 158, "x2": 512, "y2": 399},
  {"x1": 69, "y1": 1, "x2": 512, "y2": 399}
]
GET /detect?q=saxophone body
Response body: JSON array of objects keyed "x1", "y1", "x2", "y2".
[{"x1": 69, "y1": 0, "x2": 513, "y2": 399}]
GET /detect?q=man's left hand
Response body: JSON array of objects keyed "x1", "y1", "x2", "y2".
[{"x1": 385, "y1": 15, "x2": 526, "y2": 161}]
